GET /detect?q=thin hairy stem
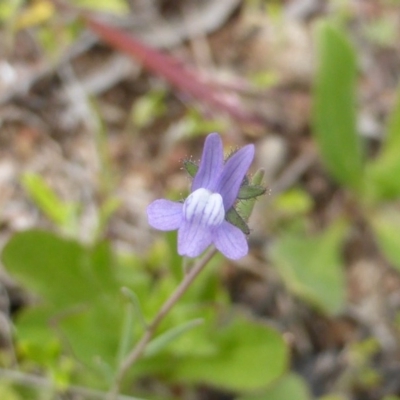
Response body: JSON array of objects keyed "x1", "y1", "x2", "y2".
[{"x1": 108, "y1": 246, "x2": 218, "y2": 400}]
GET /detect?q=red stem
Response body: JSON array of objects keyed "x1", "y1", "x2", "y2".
[{"x1": 85, "y1": 17, "x2": 264, "y2": 125}]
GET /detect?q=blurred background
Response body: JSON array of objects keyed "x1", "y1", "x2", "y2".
[{"x1": 1, "y1": 0, "x2": 400, "y2": 399}]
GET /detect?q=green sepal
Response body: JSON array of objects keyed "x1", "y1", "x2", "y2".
[
  {"x1": 226, "y1": 207, "x2": 250, "y2": 235},
  {"x1": 236, "y1": 169, "x2": 266, "y2": 222},
  {"x1": 241, "y1": 175, "x2": 250, "y2": 186},
  {"x1": 183, "y1": 160, "x2": 198, "y2": 178},
  {"x1": 238, "y1": 184, "x2": 266, "y2": 200}
]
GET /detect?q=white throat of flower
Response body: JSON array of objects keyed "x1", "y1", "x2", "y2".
[{"x1": 183, "y1": 188, "x2": 225, "y2": 228}]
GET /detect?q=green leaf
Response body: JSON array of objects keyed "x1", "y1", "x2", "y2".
[
  {"x1": 71, "y1": 0, "x2": 128, "y2": 14},
  {"x1": 145, "y1": 318, "x2": 203, "y2": 357},
  {"x1": 225, "y1": 207, "x2": 250, "y2": 235},
  {"x1": 319, "y1": 396, "x2": 348, "y2": 400},
  {"x1": 180, "y1": 109, "x2": 227, "y2": 138},
  {"x1": 270, "y1": 221, "x2": 347, "y2": 314},
  {"x1": 182, "y1": 160, "x2": 198, "y2": 178},
  {"x1": 171, "y1": 314, "x2": 288, "y2": 391},
  {"x1": 238, "y1": 373, "x2": 311, "y2": 400},
  {"x1": 2, "y1": 230, "x2": 118, "y2": 308},
  {"x1": 366, "y1": 88, "x2": 400, "y2": 202},
  {"x1": 0, "y1": 0, "x2": 22, "y2": 24},
  {"x1": 2, "y1": 230, "x2": 122, "y2": 376},
  {"x1": 249, "y1": 70, "x2": 279, "y2": 88},
  {"x1": 21, "y1": 173, "x2": 77, "y2": 232},
  {"x1": 363, "y1": 17, "x2": 397, "y2": 47},
  {"x1": 0, "y1": 382, "x2": 22, "y2": 400},
  {"x1": 370, "y1": 209, "x2": 400, "y2": 271},
  {"x1": 313, "y1": 21, "x2": 363, "y2": 191},
  {"x1": 116, "y1": 291, "x2": 136, "y2": 366},
  {"x1": 94, "y1": 197, "x2": 121, "y2": 241},
  {"x1": 273, "y1": 188, "x2": 313, "y2": 216},
  {"x1": 131, "y1": 90, "x2": 167, "y2": 129},
  {"x1": 237, "y1": 184, "x2": 266, "y2": 200},
  {"x1": 236, "y1": 169, "x2": 265, "y2": 222}
]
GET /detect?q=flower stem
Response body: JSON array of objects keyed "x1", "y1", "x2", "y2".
[{"x1": 108, "y1": 246, "x2": 218, "y2": 400}]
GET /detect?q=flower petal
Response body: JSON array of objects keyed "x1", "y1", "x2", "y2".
[
  {"x1": 178, "y1": 220, "x2": 213, "y2": 258},
  {"x1": 216, "y1": 144, "x2": 254, "y2": 210},
  {"x1": 192, "y1": 133, "x2": 224, "y2": 192},
  {"x1": 213, "y1": 221, "x2": 248, "y2": 260},
  {"x1": 183, "y1": 188, "x2": 225, "y2": 228},
  {"x1": 147, "y1": 199, "x2": 183, "y2": 231}
]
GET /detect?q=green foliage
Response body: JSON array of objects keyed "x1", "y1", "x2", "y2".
[
  {"x1": 71, "y1": 0, "x2": 128, "y2": 14},
  {"x1": 21, "y1": 169, "x2": 120, "y2": 241},
  {"x1": 0, "y1": 383, "x2": 21, "y2": 400},
  {"x1": 310, "y1": 21, "x2": 400, "y2": 324},
  {"x1": 319, "y1": 396, "x2": 348, "y2": 400},
  {"x1": 3, "y1": 230, "x2": 118, "y2": 309},
  {"x1": 249, "y1": 70, "x2": 279, "y2": 88},
  {"x1": 366, "y1": 89, "x2": 400, "y2": 202},
  {"x1": 236, "y1": 169, "x2": 266, "y2": 222},
  {"x1": 21, "y1": 173, "x2": 79, "y2": 235},
  {"x1": 0, "y1": 0, "x2": 21, "y2": 23},
  {"x1": 2, "y1": 230, "x2": 121, "y2": 384},
  {"x1": 313, "y1": 21, "x2": 364, "y2": 191},
  {"x1": 226, "y1": 207, "x2": 250, "y2": 235},
  {"x1": 270, "y1": 221, "x2": 347, "y2": 314},
  {"x1": 370, "y1": 208, "x2": 400, "y2": 272},
  {"x1": 237, "y1": 184, "x2": 266, "y2": 200},
  {"x1": 144, "y1": 318, "x2": 204, "y2": 357},
  {"x1": 2, "y1": 230, "x2": 288, "y2": 394},
  {"x1": 273, "y1": 188, "x2": 313, "y2": 217},
  {"x1": 342, "y1": 338, "x2": 381, "y2": 391},
  {"x1": 238, "y1": 373, "x2": 311, "y2": 400},
  {"x1": 363, "y1": 17, "x2": 397, "y2": 47},
  {"x1": 348, "y1": 338, "x2": 380, "y2": 366},
  {"x1": 180, "y1": 109, "x2": 228, "y2": 138},
  {"x1": 171, "y1": 314, "x2": 288, "y2": 391},
  {"x1": 183, "y1": 159, "x2": 198, "y2": 178},
  {"x1": 131, "y1": 90, "x2": 167, "y2": 129}
]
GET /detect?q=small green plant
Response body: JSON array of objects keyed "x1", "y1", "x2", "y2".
[
  {"x1": 270, "y1": 21, "x2": 400, "y2": 316},
  {"x1": 2, "y1": 134, "x2": 288, "y2": 399},
  {"x1": 313, "y1": 21, "x2": 400, "y2": 273}
]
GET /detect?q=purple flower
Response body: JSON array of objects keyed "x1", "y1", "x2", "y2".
[{"x1": 147, "y1": 133, "x2": 255, "y2": 260}]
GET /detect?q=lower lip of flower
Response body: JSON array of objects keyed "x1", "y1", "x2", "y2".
[{"x1": 183, "y1": 188, "x2": 225, "y2": 228}]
